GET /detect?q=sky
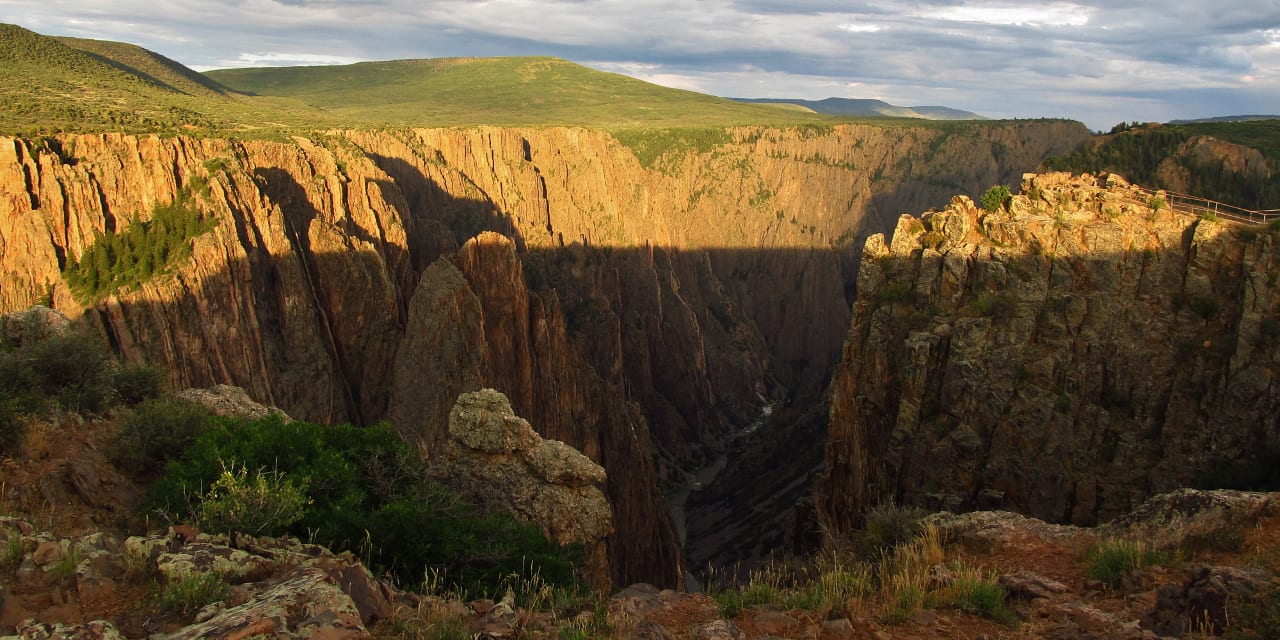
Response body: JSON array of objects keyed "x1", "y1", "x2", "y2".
[{"x1": 3, "y1": 0, "x2": 1279, "y2": 131}]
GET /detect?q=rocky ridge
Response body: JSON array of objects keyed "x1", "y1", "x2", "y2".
[{"x1": 819, "y1": 171, "x2": 1280, "y2": 538}]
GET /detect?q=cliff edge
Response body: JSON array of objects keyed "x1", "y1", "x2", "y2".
[{"x1": 820, "y1": 172, "x2": 1280, "y2": 539}]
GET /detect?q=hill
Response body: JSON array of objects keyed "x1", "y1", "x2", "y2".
[
  {"x1": 1170, "y1": 115, "x2": 1280, "y2": 124},
  {"x1": 0, "y1": 23, "x2": 340, "y2": 135},
  {"x1": 54, "y1": 35, "x2": 230, "y2": 97},
  {"x1": 1043, "y1": 120, "x2": 1280, "y2": 210},
  {"x1": 204, "y1": 57, "x2": 834, "y2": 128},
  {"x1": 734, "y1": 97, "x2": 986, "y2": 120}
]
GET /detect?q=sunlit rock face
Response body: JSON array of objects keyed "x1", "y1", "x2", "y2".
[{"x1": 820, "y1": 172, "x2": 1280, "y2": 542}]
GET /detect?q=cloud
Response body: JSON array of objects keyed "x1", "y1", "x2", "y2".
[{"x1": 2, "y1": 0, "x2": 1277, "y2": 129}]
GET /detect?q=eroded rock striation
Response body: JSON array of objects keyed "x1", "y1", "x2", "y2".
[
  {"x1": 819, "y1": 172, "x2": 1280, "y2": 539},
  {"x1": 0, "y1": 123, "x2": 1089, "y2": 584}
]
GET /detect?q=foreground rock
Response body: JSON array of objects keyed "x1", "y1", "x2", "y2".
[
  {"x1": 0, "y1": 519, "x2": 401, "y2": 639},
  {"x1": 435, "y1": 388, "x2": 614, "y2": 589}
]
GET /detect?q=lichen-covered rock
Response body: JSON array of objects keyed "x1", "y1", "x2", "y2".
[
  {"x1": 447, "y1": 389, "x2": 541, "y2": 454},
  {"x1": 0, "y1": 306, "x2": 71, "y2": 349},
  {"x1": 175, "y1": 385, "x2": 292, "y2": 422},
  {"x1": 437, "y1": 390, "x2": 613, "y2": 588},
  {"x1": 523, "y1": 439, "x2": 607, "y2": 487},
  {"x1": 12, "y1": 620, "x2": 124, "y2": 640}
]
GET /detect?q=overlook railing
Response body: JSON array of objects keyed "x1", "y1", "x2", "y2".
[{"x1": 1129, "y1": 186, "x2": 1280, "y2": 225}]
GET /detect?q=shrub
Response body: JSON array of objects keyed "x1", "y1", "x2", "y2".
[
  {"x1": 1188, "y1": 294, "x2": 1220, "y2": 320},
  {"x1": 113, "y1": 363, "x2": 164, "y2": 405},
  {"x1": 153, "y1": 571, "x2": 230, "y2": 619},
  {"x1": 1148, "y1": 195, "x2": 1167, "y2": 212},
  {"x1": 882, "y1": 586, "x2": 926, "y2": 624},
  {"x1": 198, "y1": 463, "x2": 310, "y2": 537},
  {"x1": 937, "y1": 569, "x2": 1017, "y2": 626},
  {"x1": 868, "y1": 281, "x2": 913, "y2": 307},
  {"x1": 2, "y1": 531, "x2": 25, "y2": 568},
  {"x1": 859, "y1": 502, "x2": 928, "y2": 557},
  {"x1": 0, "y1": 399, "x2": 25, "y2": 458},
  {"x1": 111, "y1": 397, "x2": 216, "y2": 477},
  {"x1": 150, "y1": 415, "x2": 581, "y2": 597},
  {"x1": 1084, "y1": 540, "x2": 1162, "y2": 588},
  {"x1": 23, "y1": 333, "x2": 114, "y2": 413},
  {"x1": 980, "y1": 185, "x2": 1012, "y2": 212},
  {"x1": 970, "y1": 293, "x2": 1018, "y2": 322}
]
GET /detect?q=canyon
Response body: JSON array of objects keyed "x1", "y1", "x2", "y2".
[{"x1": 0, "y1": 121, "x2": 1091, "y2": 587}]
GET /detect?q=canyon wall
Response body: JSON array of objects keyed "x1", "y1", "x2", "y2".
[
  {"x1": 819, "y1": 172, "x2": 1280, "y2": 542},
  {"x1": 0, "y1": 121, "x2": 1089, "y2": 584}
]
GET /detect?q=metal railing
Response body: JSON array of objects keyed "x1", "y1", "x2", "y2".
[{"x1": 1132, "y1": 186, "x2": 1280, "y2": 225}]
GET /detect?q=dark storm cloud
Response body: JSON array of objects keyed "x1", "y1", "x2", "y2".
[{"x1": 1, "y1": 0, "x2": 1276, "y2": 128}]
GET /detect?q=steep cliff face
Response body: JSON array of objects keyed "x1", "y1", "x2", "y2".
[
  {"x1": 819, "y1": 172, "x2": 1280, "y2": 542},
  {"x1": 0, "y1": 121, "x2": 1089, "y2": 584}
]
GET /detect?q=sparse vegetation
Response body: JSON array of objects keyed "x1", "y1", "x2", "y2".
[
  {"x1": 612, "y1": 127, "x2": 733, "y2": 170},
  {"x1": 1083, "y1": 539, "x2": 1163, "y2": 588},
  {"x1": 62, "y1": 189, "x2": 218, "y2": 303},
  {"x1": 153, "y1": 571, "x2": 231, "y2": 619},
  {"x1": 980, "y1": 184, "x2": 1012, "y2": 212},
  {"x1": 869, "y1": 281, "x2": 914, "y2": 307},
  {"x1": 969, "y1": 293, "x2": 1018, "y2": 322}
]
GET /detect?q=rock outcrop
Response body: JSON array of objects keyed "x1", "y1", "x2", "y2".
[
  {"x1": 0, "y1": 122, "x2": 1090, "y2": 584},
  {"x1": 0, "y1": 306, "x2": 71, "y2": 348},
  {"x1": 0, "y1": 518, "x2": 401, "y2": 639},
  {"x1": 175, "y1": 385, "x2": 292, "y2": 422},
  {"x1": 819, "y1": 172, "x2": 1280, "y2": 539},
  {"x1": 435, "y1": 389, "x2": 614, "y2": 589}
]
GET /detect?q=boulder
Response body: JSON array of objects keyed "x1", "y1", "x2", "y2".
[{"x1": 175, "y1": 385, "x2": 292, "y2": 422}]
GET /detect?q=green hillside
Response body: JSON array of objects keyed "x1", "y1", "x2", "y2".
[
  {"x1": 205, "y1": 57, "x2": 832, "y2": 128},
  {"x1": 0, "y1": 23, "x2": 343, "y2": 135},
  {"x1": 1043, "y1": 119, "x2": 1280, "y2": 210},
  {"x1": 55, "y1": 35, "x2": 230, "y2": 97}
]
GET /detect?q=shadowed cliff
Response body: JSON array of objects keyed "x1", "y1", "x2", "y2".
[
  {"x1": 818, "y1": 173, "x2": 1280, "y2": 545},
  {"x1": 0, "y1": 123, "x2": 1088, "y2": 584}
]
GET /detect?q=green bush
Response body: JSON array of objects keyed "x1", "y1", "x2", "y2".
[
  {"x1": 111, "y1": 397, "x2": 217, "y2": 477},
  {"x1": 858, "y1": 503, "x2": 928, "y2": 557},
  {"x1": 1084, "y1": 540, "x2": 1162, "y2": 588},
  {"x1": 980, "y1": 185, "x2": 1012, "y2": 212},
  {"x1": 4, "y1": 332, "x2": 115, "y2": 414},
  {"x1": 113, "y1": 363, "x2": 164, "y2": 405},
  {"x1": 198, "y1": 464, "x2": 309, "y2": 536},
  {"x1": 150, "y1": 415, "x2": 581, "y2": 596},
  {"x1": 153, "y1": 571, "x2": 230, "y2": 619},
  {"x1": 940, "y1": 575, "x2": 1017, "y2": 626},
  {"x1": 0, "y1": 397, "x2": 25, "y2": 457},
  {"x1": 869, "y1": 281, "x2": 914, "y2": 307}
]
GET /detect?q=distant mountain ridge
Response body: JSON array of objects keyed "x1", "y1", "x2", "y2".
[
  {"x1": 734, "y1": 97, "x2": 986, "y2": 120},
  {"x1": 1169, "y1": 115, "x2": 1280, "y2": 124}
]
